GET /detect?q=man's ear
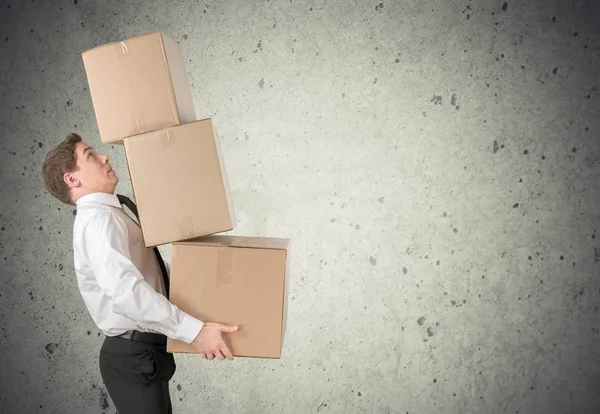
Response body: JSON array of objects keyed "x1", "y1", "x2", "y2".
[{"x1": 63, "y1": 172, "x2": 80, "y2": 189}]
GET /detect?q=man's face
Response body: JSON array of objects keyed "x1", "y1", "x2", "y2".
[{"x1": 67, "y1": 142, "x2": 118, "y2": 193}]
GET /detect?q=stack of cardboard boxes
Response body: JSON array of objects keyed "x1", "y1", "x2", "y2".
[{"x1": 82, "y1": 32, "x2": 290, "y2": 359}]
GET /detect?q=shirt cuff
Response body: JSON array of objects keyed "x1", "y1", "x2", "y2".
[{"x1": 174, "y1": 313, "x2": 204, "y2": 344}]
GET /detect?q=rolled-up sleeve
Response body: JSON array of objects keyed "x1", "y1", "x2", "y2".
[{"x1": 83, "y1": 211, "x2": 203, "y2": 343}]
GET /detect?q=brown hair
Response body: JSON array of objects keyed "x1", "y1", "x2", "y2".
[{"x1": 41, "y1": 133, "x2": 82, "y2": 205}]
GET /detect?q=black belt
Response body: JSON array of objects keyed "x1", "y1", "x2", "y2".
[{"x1": 113, "y1": 330, "x2": 167, "y2": 345}]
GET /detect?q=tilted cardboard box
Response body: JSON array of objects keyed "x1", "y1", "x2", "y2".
[
  {"x1": 82, "y1": 32, "x2": 195, "y2": 144},
  {"x1": 167, "y1": 236, "x2": 291, "y2": 359},
  {"x1": 123, "y1": 119, "x2": 236, "y2": 247}
]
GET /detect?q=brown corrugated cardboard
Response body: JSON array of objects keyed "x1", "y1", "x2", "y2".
[
  {"x1": 167, "y1": 236, "x2": 291, "y2": 359},
  {"x1": 82, "y1": 32, "x2": 196, "y2": 144},
  {"x1": 123, "y1": 119, "x2": 236, "y2": 247}
]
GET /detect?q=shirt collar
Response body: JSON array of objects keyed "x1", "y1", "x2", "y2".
[{"x1": 75, "y1": 192, "x2": 122, "y2": 209}]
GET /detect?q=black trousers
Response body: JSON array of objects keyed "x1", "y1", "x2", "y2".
[{"x1": 99, "y1": 335, "x2": 176, "y2": 413}]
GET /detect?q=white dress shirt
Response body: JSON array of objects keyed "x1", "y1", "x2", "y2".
[{"x1": 72, "y1": 192, "x2": 203, "y2": 343}]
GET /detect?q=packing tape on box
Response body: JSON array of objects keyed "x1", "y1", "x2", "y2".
[
  {"x1": 216, "y1": 247, "x2": 235, "y2": 286},
  {"x1": 177, "y1": 216, "x2": 194, "y2": 239},
  {"x1": 161, "y1": 129, "x2": 175, "y2": 148},
  {"x1": 118, "y1": 40, "x2": 146, "y2": 134}
]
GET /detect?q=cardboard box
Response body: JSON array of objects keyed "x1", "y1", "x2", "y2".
[
  {"x1": 167, "y1": 236, "x2": 291, "y2": 359},
  {"x1": 82, "y1": 32, "x2": 196, "y2": 144},
  {"x1": 124, "y1": 119, "x2": 236, "y2": 247}
]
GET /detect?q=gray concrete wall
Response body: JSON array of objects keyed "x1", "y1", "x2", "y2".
[{"x1": 1, "y1": 0, "x2": 599, "y2": 413}]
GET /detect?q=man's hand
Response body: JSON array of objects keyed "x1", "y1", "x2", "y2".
[{"x1": 191, "y1": 322, "x2": 239, "y2": 361}]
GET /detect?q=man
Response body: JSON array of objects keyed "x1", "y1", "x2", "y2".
[{"x1": 41, "y1": 133, "x2": 238, "y2": 413}]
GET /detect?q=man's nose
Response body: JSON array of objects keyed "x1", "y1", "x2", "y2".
[{"x1": 101, "y1": 155, "x2": 109, "y2": 163}]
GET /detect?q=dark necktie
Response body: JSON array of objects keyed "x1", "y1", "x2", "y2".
[{"x1": 116, "y1": 194, "x2": 170, "y2": 299}]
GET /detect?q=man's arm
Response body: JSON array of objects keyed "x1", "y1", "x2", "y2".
[{"x1": 83, "y1": 211, "x2": 203, "y2": 343}]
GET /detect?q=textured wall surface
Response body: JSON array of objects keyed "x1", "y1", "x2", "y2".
[{"x1": 1, "y1": 0, "x2": 599, "y2": 413}]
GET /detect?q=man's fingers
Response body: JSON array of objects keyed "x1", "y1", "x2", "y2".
[
  {"x1": 200, "y1": 353, "x2": 207, "y2": 360},
  {"x1": 215, "y1": 350, "x2": 226, "y2": 360},
  {"x1": 219, "y1": 325, "x2": 239, "y2": 333},
  {"x1": 206, "y1": 353, "x2": 215, "y2": 360},
  {"x1": 221, "y1": 346, "x2": 234, "y2": 361}
]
